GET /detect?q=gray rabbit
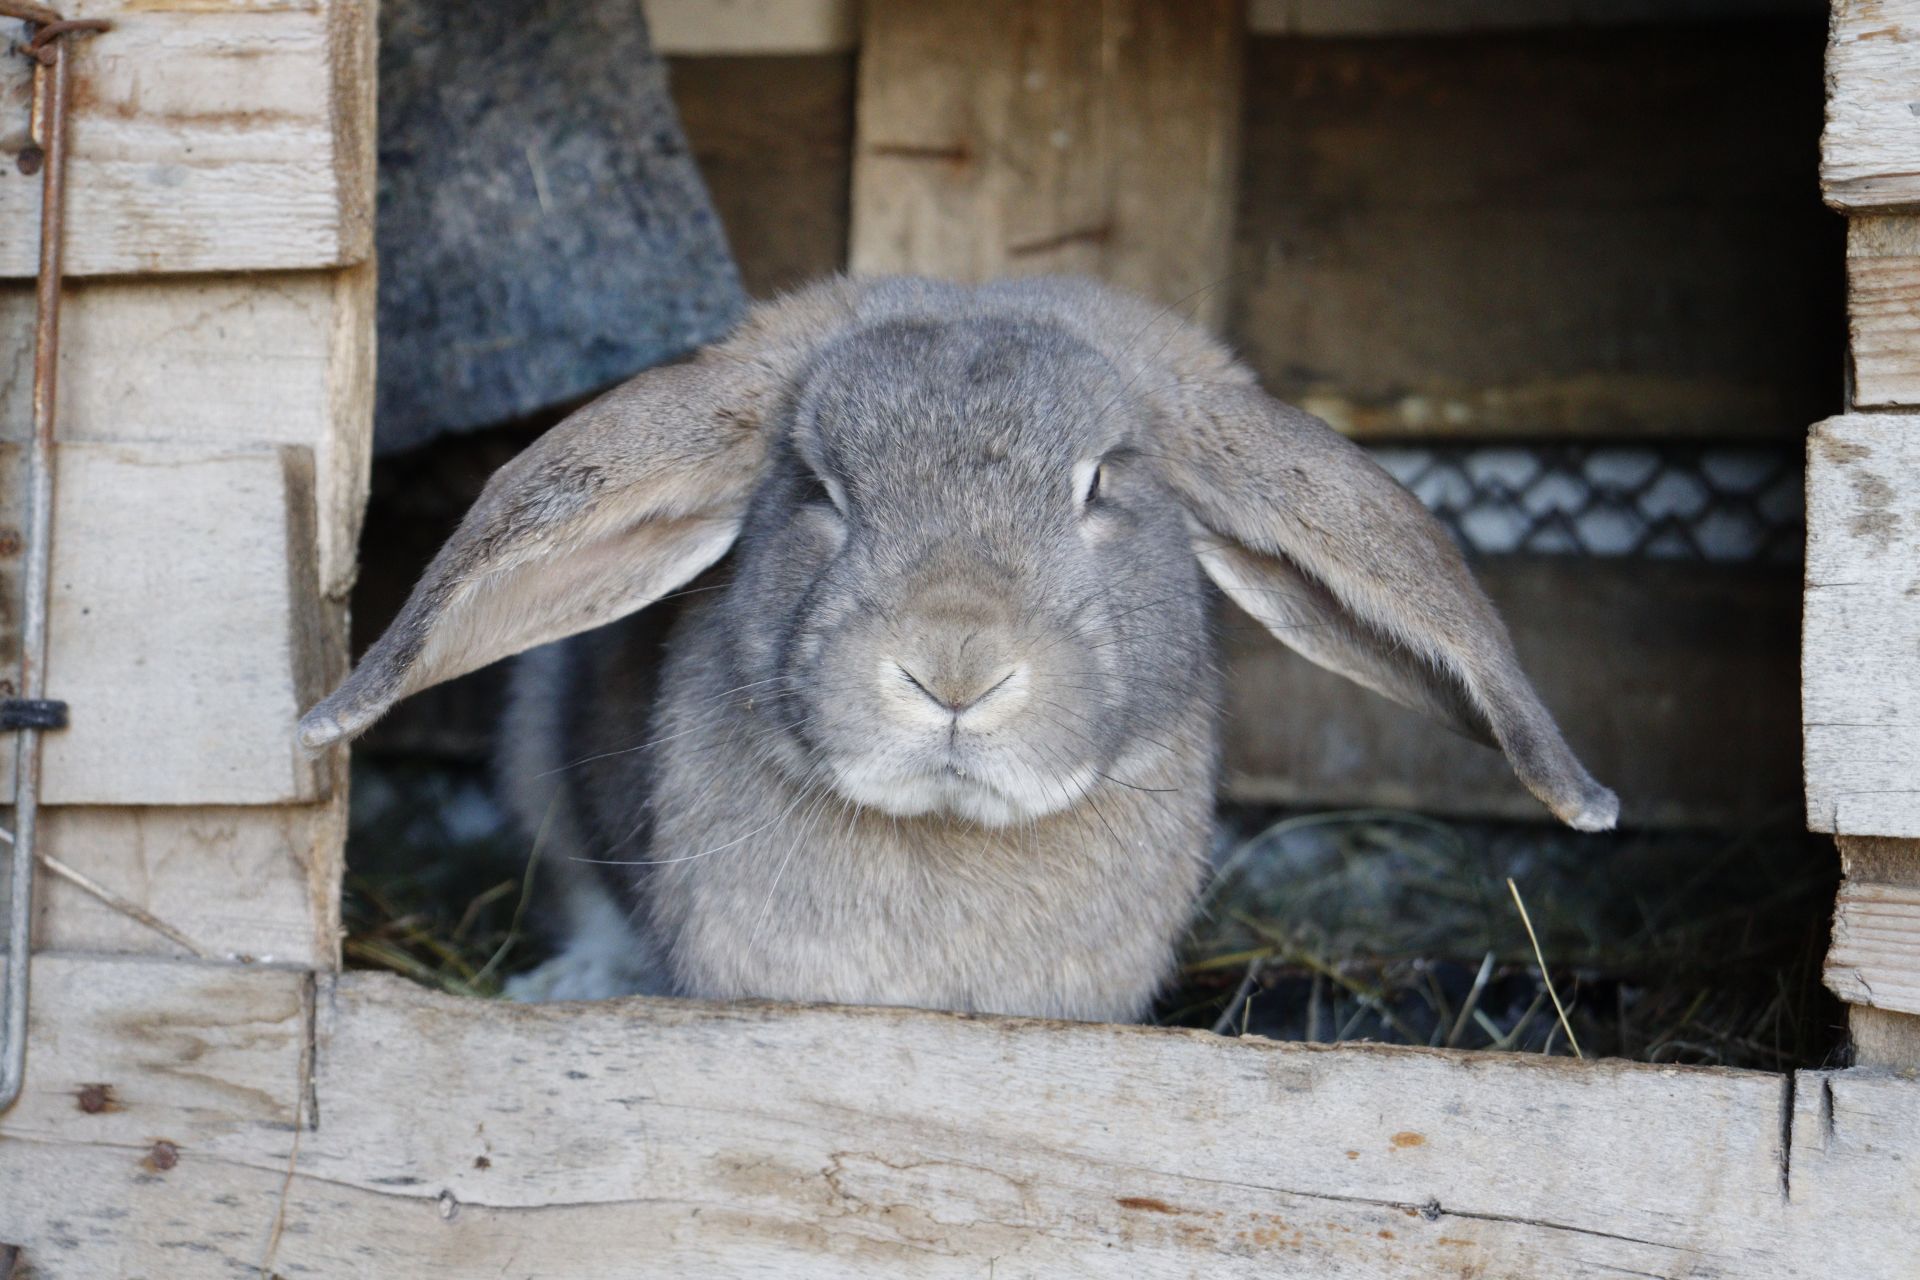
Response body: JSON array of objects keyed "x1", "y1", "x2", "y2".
[{"x1": 303, "y1": 276, "x2": 1615, "y2": 1019}]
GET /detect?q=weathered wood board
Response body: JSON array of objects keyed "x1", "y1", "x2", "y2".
[
  {"x1": 1846, "y1": 215, "x2": 1920, "y2": 410},
  {"x1": 0, "y1": 956, "x2": 1915, "y2": 1277},
  {"x1": 0, "y1": 268, "x2": 374, "y2": 598},
  {"x1": 641, "y1": 0, "x2": 1822, "y2": 55},
  {"x1": 0, "y1": 443, "x2": 327, "y2": 805},
  {"x1": 1804, "y1": 416, "x2": 1920, "y2": 836},
  {"x1": 1251, "y1": 0, "x2": 1824, "y2": 33},
  {"x1": 646, "y1": 0, "x2": 857, "y2": 55},
  {"x1": 26, "y1": 798, "x2": 344, "y2": 967},
  {"x1": 1823, "y1": 0, "x2": 1920, "y2": 210},
  {"x1": 0, "y1": 0, "x2": 375, "y2": 277},
  {"x1": 850, "y1": 0, "x2": 1243, "y2": 329},
  {"x1": 1224, "y1": 557, "x2": 1799, "y2": 826},
  {"x1": 1232, "y1": 26, "x2": 1839, "y2": 439},
  {"x1": 671, "y1": 54, "x2": 855, "y2": 298},
  {"x1": 1833, "y1": 837, "x2": 1920, "y2": 1067},
  {"x1": 1826, "y1": 879, "x2": 1920, "y2": 1016}
]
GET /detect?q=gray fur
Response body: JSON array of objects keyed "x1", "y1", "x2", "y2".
[{"x1": 304, "y1": 275, "x2": 1616, "y2": 1020}]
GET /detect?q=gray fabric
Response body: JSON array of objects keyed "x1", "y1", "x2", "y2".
[{"x1": 376, "y1": 0, "x2": 745, "y2": 453}]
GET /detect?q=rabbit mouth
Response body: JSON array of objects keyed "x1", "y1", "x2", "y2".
[{"x1": 824, "y1": 752, "x2": 1099, "y2": 827}]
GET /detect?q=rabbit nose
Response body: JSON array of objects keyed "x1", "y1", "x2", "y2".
[{"x1": 891, "y1": 658, "x2": 1024, "y2": 715}]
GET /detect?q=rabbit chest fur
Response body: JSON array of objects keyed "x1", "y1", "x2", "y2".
[{"x1": 503, "y1": 596, "x2": 1220, "y2": 1021}]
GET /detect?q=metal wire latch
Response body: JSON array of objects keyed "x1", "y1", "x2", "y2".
[{"x1": 0, "y1": 0, "x2": 104, "y2": 1117}]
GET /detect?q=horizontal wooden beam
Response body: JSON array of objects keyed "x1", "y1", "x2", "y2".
[
  {"x1": 29, "y1": 799, "x2": 344, "y2": 968},
  {"x1": 646, "y1": 0, "x2": 858, "y2": 55},
  {"x1": 644, "y1": 0, "x2": 1818, "y2": 55},
  {"x1": 1823, "y1": 0, "x2": 1920, "y2": 211},
  {"x1": 0, "y1": 0, "x2": 374, "y2": 276},
  {"x1": 0, "y1": 443, "x2": 329, "y2": 805},
  {"x1": 1252, "y1": 0, "x2": 1822, "y2": 33},
  {"x1": 1805, "y1": 416, "x2": 1920, "y2": 836},
  {"x1": 0, "y1": 955, "x2": 1917, "y2": 1276}
]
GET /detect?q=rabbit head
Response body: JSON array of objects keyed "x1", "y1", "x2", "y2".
[
  {"x1": 303, "y1": 275, "x2": 1616, "y2": 833},
  {"x1": 719, "y1": 313, "x2": 1212, "y2": 826}
]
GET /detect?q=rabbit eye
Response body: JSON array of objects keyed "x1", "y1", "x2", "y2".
[
  {"x1": 1074, "y1": 458, "x2": 1105, "y2": 509},
  {"x1": 797, "y1": 466, "x2": 847, "y2": 515}
]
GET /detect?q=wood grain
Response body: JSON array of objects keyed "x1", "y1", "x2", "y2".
[
  {"x1": 1824, "y1": 0, "x2": 1920, "y2": 210},
  {"x1": 851, "y1": 0, "x2": 1242, "y2": 329},
  {"x1": 1847, "y1": 215, "x2": 1920, "y2": 409},
  {"x1": 1827, "y1": 879, "x2": 1920, "y2": 1016},
  {"x1": 3, "y1": 955, "x2": 1918, "y2": 1277},
  {"x1": 0, "y1": 443, "x2": 327, "y2": 805},
  {"x1": 0, "y1": 268, "x2": 374, "y2": 598},
  {"x1": 1251, "y1": 0, "x2": 1823, "y2": 32},
  {"x1": 1232, "y1": 27, "x2": 1838, "y2": 439},
  {"x1": 646, "y1": 0, "x2": 857, "y2": 54},
  {"x1": 27, "y1": 799, "x2": 344, "y2": 967},
  {"x1": 670, "y1": 54, "x2": 854, "y2": 296},
  {"x1": 639, "y1": 0, "x2": 1821, "y2": 54},
  {"x1": 1804, "y1": 416, "x2": 1920, "y2": 836},
  {"x1": 0, "y1": 0, "x2": 375, "y2": 277}
]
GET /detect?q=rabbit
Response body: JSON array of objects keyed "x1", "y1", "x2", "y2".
[{"x1": 301, "y1": 275, "x2": 1617, "y2": 1021}]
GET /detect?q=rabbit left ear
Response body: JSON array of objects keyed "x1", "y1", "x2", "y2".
[
  {"x1": 1153, "y1": 379, "x2": 1618, "y2": 831},
  {"x1": 301, "y1": 281, "x2": 873, "y2": 750},
  {"x1": 299, "y1": 352, "x2": 771, "y2": 750}
]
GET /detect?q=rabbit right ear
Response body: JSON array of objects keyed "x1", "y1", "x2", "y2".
[{"x1": 299, "y1": 285, "x2": 863, "y2": 749}]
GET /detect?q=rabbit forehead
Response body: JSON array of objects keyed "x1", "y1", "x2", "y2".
[{"x1": 791, "y1": 314, "x2": 1139, "y2": 469}]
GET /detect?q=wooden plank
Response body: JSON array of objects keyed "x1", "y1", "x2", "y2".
[
  {"x1": 0, "y1": 0, "x2": 375, "y2": 277},
  {"x1": 1224, "y1": 557, "x2": 1799, "y2": 826},
  {"x1": 14, "y1": 956, "x2": 1920, "y2": 1277},
  {"x1": 1833, "y1": 836, "x2": 1920, "y2": 1068},
  {"x1": 640, "y1": 0, "x2": 1821, "y2": 53},
  {"x1": 1846, "y1": 215, "x2": 1920, "y2": 409},
  {"x1": 1251, "y1": 0, "x2": 1822, "y2": 34},
  {"x1": 645, "y1": 0, "x2": 857, "y2": 54},
  {"x1": 1826, "y1": 880, "x2": 1920, "y2": 1016},
  {"x1": 1781, "y1": 1068, "x2": 1920, "y2": 1274},
  {"x1": 28, "y1": 799, "x2": 344, "y2": 967},
  {"x1": 1823, "y1": 0, "x2": 1920, "y2": 210},
  {"x1": 0, "y1": 268, "x2": 374, "y2": 598},
  {"x1": 850, "y1": 0, "x2": 1242, "y2": 329},
  {"x1": 1233, "y1": 27, "x2": 1838, "y2": 440},
  {"x1": 670, "y1": 54, "x2": 855, "y2": 297},
  {"x1": 1805, "y1": 416, "x2": 1920, "y2": 836},
  {"x1": 0, "y1": 955, "x2": 309, "y2": 1143},
  {"x1": 0, "y1": 443, "x2": 327, "y2": 805}
]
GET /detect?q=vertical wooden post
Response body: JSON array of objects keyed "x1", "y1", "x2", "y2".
[
  {"x1": 850, "y1": 0, "x2": 1243, "y2": 329},
  {"x1": 0, "y1": 1, "x2": 375, "y2": 969},
  {"x1": 1815, "y1": 0, "x2": 1920, "y2": 1069}
]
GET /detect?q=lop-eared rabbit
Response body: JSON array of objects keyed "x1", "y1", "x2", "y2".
[{"x1": 303, "y1": 276, "x2": 1615, "y2": 1020}]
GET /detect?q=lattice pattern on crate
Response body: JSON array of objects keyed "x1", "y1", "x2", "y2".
[{"x1": 1367, "y1": 445, "x2": 1803, "y2": 562}]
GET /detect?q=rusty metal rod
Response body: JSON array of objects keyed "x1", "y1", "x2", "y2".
[
  {"x1": 1, "y1": 19, "x2": 82, "y2": 1115},
  {"x1": 0, "y1": 3, "x2": 60, "y2": 27}
]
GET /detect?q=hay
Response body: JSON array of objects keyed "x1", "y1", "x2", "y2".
[
  {"x1": 1161, "y1": 805, "x2": 1844, "y2": 1069},
  {"x1": 344, "y1": 760, "x2": 1845, "y2": 1069}
]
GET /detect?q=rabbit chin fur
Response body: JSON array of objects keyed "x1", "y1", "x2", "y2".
[{"x1": 312, "y1": 276, "x2": 1616, "y2": 1022}]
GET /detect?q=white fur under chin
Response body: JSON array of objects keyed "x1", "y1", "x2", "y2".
[{"x1": 828, "y1": 755, "x2": 1099, "y2": 827}]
